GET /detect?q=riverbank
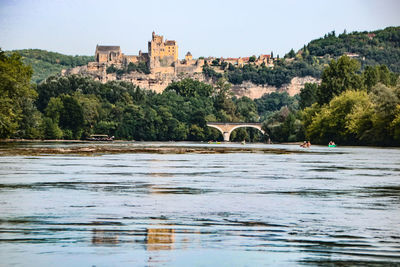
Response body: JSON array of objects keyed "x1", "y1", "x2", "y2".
[
  {"x1": 0, "y1": 144, "x2": 299, "y2": 156},
  {"x1": 0, "y1": 141, "x2": 326, "y2": 156}
]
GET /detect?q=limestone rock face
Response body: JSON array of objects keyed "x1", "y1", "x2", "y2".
[
  {"x1": 61, "y1": 65, "x2": 320, "y2": 99},
  {"x1": 279, "y1": 76, "x2": 321, "y2": 96},
  {"x1": 230, "y1": 82, "x2": 277, "y2": 99},
  {"x1": 230, "y1": 76, "x2": 320, "y2": 99}
]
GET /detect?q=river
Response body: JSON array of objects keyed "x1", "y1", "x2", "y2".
[{"x1": 0, "y1": 142, "x2": 399, "y2": 266}]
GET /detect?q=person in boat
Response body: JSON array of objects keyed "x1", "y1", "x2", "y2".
[
  {"x1": 300, "y1": 141, "x2": 307, "y2": 148},
  {"x1": 306, "y1": 141, "x2": 311, "y2": 148},
  {"x1": 329, "y1": 141, "x2": 335, "y2": 146}
]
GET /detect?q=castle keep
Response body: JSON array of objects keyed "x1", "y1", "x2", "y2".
[{"x1": 148, "y1": 31, "x2": 178, "y2": 62}]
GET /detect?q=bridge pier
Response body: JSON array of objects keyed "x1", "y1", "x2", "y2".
[{"x1": 223, "y1": 132, "x2": 230, "y2": 142}]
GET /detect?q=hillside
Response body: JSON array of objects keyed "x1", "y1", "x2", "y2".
[
  {"x1": 203, "y1": 26, "x2": 400, "y2": 89},
  {"x1": 305, "y1": 26, "x2": 400, "y2": 72},
  {"x1": 5, "y1": 26, "x2": 399, "y2": 85},
  {"x1": 5, "y1": 49, "x2": 93, "y2": 83}
]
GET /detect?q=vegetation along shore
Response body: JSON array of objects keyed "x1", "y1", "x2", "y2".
[{"x1": 1, "y1": 27, "x2": 399, "y2": 146}]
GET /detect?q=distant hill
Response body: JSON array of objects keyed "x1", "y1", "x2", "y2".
[
  {"x1": 5, "y1": 49, "x2": 93, "y2": 83},
  {"x1": 305, "y1": 26, "x2": 400, "y2": 72},
  {"x1": 5, "y1": 27, "x2": 399, "y2": 84}
]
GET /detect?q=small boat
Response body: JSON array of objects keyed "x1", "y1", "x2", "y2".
[
  {"x1": 328, "y1": 144, "x2": 336, "y2": 147},
  {"x1": 208, "y1": 141, "x2": 221, "y2": 144}
]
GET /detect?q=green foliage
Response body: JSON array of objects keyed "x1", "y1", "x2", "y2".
[
  {"x1": 226, "y1": 60, "x2": 321, "y2": 87},
  {"x1": 34, "y1": 75, "x2": 265, "y2": 141},
  {"x1": 301, "y1": 53, "x2": 400, "y2": 146},
  {"x1": 234, "y1": 96, "x2": 258, "y2": 122},
  {"x1": 59, "y1": 95, "x2": 84, "y2": 139},
  {"x1": 307, "y1": 26, "x2": 400, "y2": 73},
  {"x1": 285, "y1": 49, "x2": 296, "y2": 58},
  {"x1": 299, "y1": 83, "x2": 318, "y2": 109},
  {"x1": 203, "y1": 65, "x2": 223, "y2": 80},
  {"x1": 3, "y1": 42, "x2": 400, "y2": 145},
  {"x1": 255, "y1": 92, "x2": 299, "y2": 120},
  {"x1": 317, "y1": 56, "x2": 363, "y2": 105},
  {"x1": 304, "y1": 90, "x2": 368, "y2": 144},
  {"x1": 0, "y1": 50, "x2": 40, "y2": 138},
  {"x1": 42, "y1": 117, "x2": 63, "y2": 139},
  {"x1": 165, "y1": 78, "x2": 213, "y2": 98},
  {"x1": 303, "y1": 83, "x2": 400, "y2": 146},
  {"x1": 262, "y1": 107, "x2": 303, "y2": 142},
  {"x1": 5, "y1": 49, "x2": 93, "y2": 83},
  {"x1": 107, "y1": 62, "x2": 150, "y2": 75}
]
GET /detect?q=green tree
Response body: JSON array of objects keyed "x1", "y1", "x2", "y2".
[
  {"x1": 165, "y1": 78, "x2": 213, "y2": 98},
  {"x1": 0, "y1": 50, "x2": 38, "y2": 138},
  {"x1": 299, "y1": 83, "x2": 318, "y2": 109},
  {"x1": 305, "y1": 90, "x2": 369, "y2": 144},
  {"x1": 213, "y1": 78, "x2": 237, "y2": 122},
  {"x1": 317, "y1": 55, "x2": 363, "y2": 105},
  {"x1": 59, "y1": 95, "x2": 84, "y2": 139},
  {"x1": 286, "y1": 49, "x2": 296, "y2": 58}
]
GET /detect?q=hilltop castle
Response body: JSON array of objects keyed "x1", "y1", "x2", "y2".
[
  {"x1": 86, "y1": 31, "x2": 274, "y2": 76},
  {"x1": 63, "y1": 32, "x2": 294, "y2": 97}
]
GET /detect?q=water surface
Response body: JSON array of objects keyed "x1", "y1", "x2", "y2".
[{"x1": 0, "y1": 142, "x2": 399, "y2": 266}]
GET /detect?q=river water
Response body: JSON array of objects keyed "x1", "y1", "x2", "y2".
[{"x1": 0, "y1": 142, "x2": 399, "y2": 266}]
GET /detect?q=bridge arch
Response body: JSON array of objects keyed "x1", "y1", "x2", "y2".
[{"x1": 206, "y1": 122, "x2": 265, "y2": 142}]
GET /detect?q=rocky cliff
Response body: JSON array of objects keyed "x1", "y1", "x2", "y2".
[{"x1": 62, "y1": 66, "x2": 320, "y2": 98}]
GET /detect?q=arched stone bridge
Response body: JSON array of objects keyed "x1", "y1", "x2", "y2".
[{"x1": 206, "y1": 122, "x2": 265, "y2": 142}]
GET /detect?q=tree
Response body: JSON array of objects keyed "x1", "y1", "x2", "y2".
[
  {"x1": 59, "y1": 95, "x2": 84, "y2": 139},
  {"x1": 299, "y1": 83, "x2": 318, "y2": 109},
  {"x1": 316, "y1": 55, "x2": 363, "y2": 105},
  {"x1": 213, "y1": 78, "x2": 236, "y2": 122},
  {"x1": 0, "y1": 50, "x2": 38, "y2": 138},
  {"x1": 235, "y1": 96, "x2": 258, "y2": 122},
  {"x1": 165, "y1": 78, "x2": 213, "y2": 98},
  {"x1": 305, "y1": 90, "x2": 370, "y2": 144},
  {"x1": 286, "y1": 49, "x2": 296, "y2": 58}
]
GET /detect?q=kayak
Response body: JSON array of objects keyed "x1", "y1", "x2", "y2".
[{"x1": 328, "y1": 145, "x2": 336, "y2": 147}]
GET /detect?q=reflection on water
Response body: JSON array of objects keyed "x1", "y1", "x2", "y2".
[
  {"x1": 146, "y1": 228, "x2": 175, "y2": 251},
  {"x1": 0, "y1": 143, "x2": 400, "y2": 266},
  {"x1": 92, "y1": 229, "x2": 119, "y2": 245}
]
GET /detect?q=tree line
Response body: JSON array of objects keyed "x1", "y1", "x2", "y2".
[{"x1": 1, "y1": 49, "x2": 399, "y2": 146}]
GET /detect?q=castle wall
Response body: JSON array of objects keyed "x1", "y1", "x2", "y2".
[
  {"x1": 175, "y1": 64, "x2": 202, "y2": 74},
  {"x1": 124, "y1": 55, "x2": 139, "y2": 64}
]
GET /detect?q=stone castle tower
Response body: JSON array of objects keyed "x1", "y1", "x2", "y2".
[{"x1": 148, "y1": 31, "x2": 178, "y2": 68}]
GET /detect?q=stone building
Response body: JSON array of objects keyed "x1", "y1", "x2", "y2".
[
  {"x1": 185, "y1": 52, "x2": 193, "y2": 62},
  {"x1": 148, "y1": 31, "x2": 178, "y2": 62},
  {"x1": 95, "y1": 45, "x2": 123, "y2": 64}
]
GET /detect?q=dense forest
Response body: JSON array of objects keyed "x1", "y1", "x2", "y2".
[
  {"x1": 1, "y1": 27, "x2": 400, "y2": 146},
  {"x1": 1, "y1": 48, "x2": 399, "y2": 146}
]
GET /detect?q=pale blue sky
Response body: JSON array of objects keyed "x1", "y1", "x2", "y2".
[{"x1": 1, "y1": 0, "x2": 399, "y2": 58}]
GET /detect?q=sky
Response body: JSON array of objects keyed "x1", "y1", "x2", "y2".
[{"x1": 1, "y1": 0, "x2": 399, "y2": 59}]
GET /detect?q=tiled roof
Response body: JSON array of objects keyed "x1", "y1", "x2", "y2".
[{"x1": 96, "y1": 45, "x2": 121, "y2": 52}]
